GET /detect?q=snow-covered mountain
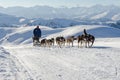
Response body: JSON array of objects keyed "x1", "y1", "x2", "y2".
[
  {"x1": 0, "y1": 5, "x2": 120, "y2": 29},
  {"x1": 0, "y1": 5, "x2": 120, "y2": 21},
  {"x1": 0, "y1": 12, "x2": 119, "y2": 29},
  {"x1": 0, "y1": 13, "x2": 30, "y2": 27},
  {"x1": 0, "y1": 13, "x2": 80, "y2": 28}
]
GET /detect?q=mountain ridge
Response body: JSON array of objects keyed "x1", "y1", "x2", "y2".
[
  {"x1": 0, "y1": 5, "x2": 120, "y2": 20},
  {"x1": 0, "y1": 5, "x2": 120, "y2": 29}
]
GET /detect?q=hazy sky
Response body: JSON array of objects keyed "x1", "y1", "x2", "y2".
[{"x1": 0, "y1": 0, "x2": 120, "y2": 8}]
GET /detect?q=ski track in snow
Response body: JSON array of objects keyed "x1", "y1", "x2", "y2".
[
  {"x1": 2, "y1": 45, "x2": 120, "y2": 80},
  {"x1": 0, "y1": 47, "x2": 33, "y2": 80}
]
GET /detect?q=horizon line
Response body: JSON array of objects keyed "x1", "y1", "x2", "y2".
[{"x1": 0, "y1": 4, "x2": 120, "y2": 8}]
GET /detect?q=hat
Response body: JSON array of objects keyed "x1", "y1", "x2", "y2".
[{"x1": 37, "y1": 26, "x2": 39, "y2": 28}]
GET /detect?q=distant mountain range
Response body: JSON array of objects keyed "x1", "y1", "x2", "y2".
[
  {"x1": 0, "y1": 5, "x2": 120, "y2": 20},
  {"x1": 0, "y1": 12, "x2": 80, "y2": 27},
  {"x1": 0, "y1": 5, "x2": 120, "y2": 28}
]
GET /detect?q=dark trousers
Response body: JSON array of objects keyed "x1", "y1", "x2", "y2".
[{"x1": 33, "y1": 36, "x2": 40, "y2": 42}]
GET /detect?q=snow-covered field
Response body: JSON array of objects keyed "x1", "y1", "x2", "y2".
[{"x1": 0, "y1": 25, "x2": 120, "y2": 80}]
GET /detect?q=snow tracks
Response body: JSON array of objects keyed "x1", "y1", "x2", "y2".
[{"x1": 0, "y1": 47, "x2": 33, "y2": 80}]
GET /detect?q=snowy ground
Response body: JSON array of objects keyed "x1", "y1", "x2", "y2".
[{"x1": 0, "y1": 25, "x2": 120, "y2": 80}]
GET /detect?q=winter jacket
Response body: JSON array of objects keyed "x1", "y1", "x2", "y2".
[{"x1": 33, "y1": 28, "x2": 41, "y2": 38}]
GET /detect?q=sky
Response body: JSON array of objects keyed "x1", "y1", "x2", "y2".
[{"x1": 0, "y1": 0, "x2": 120, "y2": 8}]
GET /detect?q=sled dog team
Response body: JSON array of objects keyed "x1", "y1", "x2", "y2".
[{"x1": 33, "y1": 26, "x2": 95, "y2": 48}]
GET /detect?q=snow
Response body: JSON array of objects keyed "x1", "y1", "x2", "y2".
[
  {"x1": 30, "y1": 20, "x2": 35, "y2": 23},
  {"x1": 19, "y1": 18, "x2": 26, "y2": 23},
  {"x1": 0, "y1": 25, "x2": 120, "y2": 80},
  {"x1": 112, "y1": 14, "x2": 120, "y2": 21},
  {"x1": 91, "y1": 11, "x2": 108, "y2": 20}
]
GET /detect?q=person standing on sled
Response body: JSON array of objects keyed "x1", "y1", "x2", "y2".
[
  {"x1": 83, "y1": 29, "x2": 87, "y2": 36},
  {"x1": 33, "y1": 26, "x2": 41, "y2": 42}
]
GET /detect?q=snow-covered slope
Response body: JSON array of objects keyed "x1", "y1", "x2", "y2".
[
  {"x1": 112, "y1": 14, "x2": 120, "y2": 21},
  {"x1": 0, "y1": 13, "x2": 29, "y2": 27},
  {"x1": 0, "y1": 13, "x2": 19, "y2": 26},
  {"x1": 90, "y1": 11, "x2": 109, "y2": 20},
  {"x1": 0, "y1": 25, "x2": 120, "y2": 45},
  {"x1": 0, "y1": 25, "x2": 120, "y2": 80}
]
